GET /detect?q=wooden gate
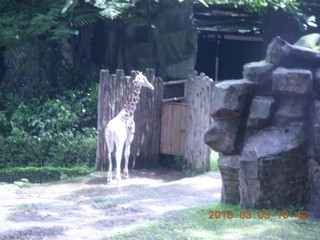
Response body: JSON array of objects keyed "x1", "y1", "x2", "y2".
[
  {"x1": 160, "y1": 73, "x2": 214, "y2": 173},
  {"x1": 161, "y1": 102, "x2": 187, "y2": 156},
  {"x1": 160, "y1": 79, "x2": 187, "y2": 156}
]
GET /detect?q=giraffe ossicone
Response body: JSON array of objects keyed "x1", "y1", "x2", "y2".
[{"x1": 105, "y1": 71, "x2": 154, "y2": 183}]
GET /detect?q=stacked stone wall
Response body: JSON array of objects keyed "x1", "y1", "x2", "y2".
[{"x1": 205, "y1": 35, "x2": 320, "y2": 218}]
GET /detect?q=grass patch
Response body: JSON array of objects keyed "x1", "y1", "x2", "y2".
[
  {"x1": 0, "y1": 167, "x2": 90, "y2": 183},
  {"x1": 109, "y1": 203, "x2": 320, "y2": 240},
  {"x1": 94, "y1": 198, "x2": 114, "y2": 209},
  {"x1": 183, "y1": 169, "x2": 198, "y2": 177}
]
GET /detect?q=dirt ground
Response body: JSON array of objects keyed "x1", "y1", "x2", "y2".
[{"x1": 0, "y1": 170, "x2": 222, "y2": 240}]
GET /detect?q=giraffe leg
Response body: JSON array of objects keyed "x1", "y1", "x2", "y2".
[
  {"x1": 106, "y1": 141, "x2": 114, "y2": 182},
  {"x1": 107, "y1": 151, "x2": 113, "y2": 182},
  {"x1": 115, "y1": 140, "x2": 125, "y2": 183},
  {"x1": 124, "y1": 135, "x2": 133, "y2": 179}
]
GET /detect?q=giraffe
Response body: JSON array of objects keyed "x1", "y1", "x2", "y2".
[{"x1": 105, "y1": 71, "x2": 154, "y2": 182}]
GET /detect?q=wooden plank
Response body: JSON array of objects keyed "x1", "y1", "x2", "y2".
[
  {"x1": 184, "y1": 73, "x2": 214, "y2": 173},
  {"x1": 162, "y1": 96, "x2": 186, "y2": 102},
  {"x1": 160, "y1": 102, "x2": 187, "y2": 156},
  {"x1": 163, "y1": 79, "x2": 188, "y2": 85},
  {"x1": 96, "y1": 70, "x2": 109, "y2": 171}
]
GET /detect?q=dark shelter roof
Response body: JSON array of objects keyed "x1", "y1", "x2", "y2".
[{"x1": 193, "y1": 3, "x2": 263, "y2": 35}]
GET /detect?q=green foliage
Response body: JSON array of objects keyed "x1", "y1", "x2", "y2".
[
  {"x1": 0, "y1": 85, "x2": 98, "y2": 170},
  {"x1": 0, "y1": 84, "x2": 98, "y2": 138},
  {"x1": 94, "y1": 0, "x2": 138, "y2": 19},
  {"x1": 0, "y1": 0, "x2": 101, "y2": 96},
  {"x1": 0, "y1": 167, "x2": 90, "y2": 183},
  {"x1": 63, "y1": 0, "x2": 139, "y2": 20},
  {"x1": 0, "y1": 0, "x2": 76, "y2": 47},
  {"x1": 0, "y1": 131, "x2": 96, "y2": 169},
  {"x1": 202, "y1": 0, "x2": 318, "y2": 29},
  {"x1": 209, "y1": 150, "x2": 219, "y2": 172}
]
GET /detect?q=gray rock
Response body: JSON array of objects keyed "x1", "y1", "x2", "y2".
[
  {"x1": 311, "y1": 100, "x2": 320, "y2": 165},
  {"x1": 273, "y1": 96, "x2": 307, "y2": 125},
  {"x1": 21, "y1": 178, "x2": 29, "y2": 183},
  {"x1": 211, "y1": 79, "x2": 255, "y2": 118},
  {"x1": 247, "y1": 96, "x2": 275, "y2": 130},
  {"x1": 153, "y1": 0, "x2": 197, "y2": 79},
  {"x1": 313, "y1": 68, "x2": 320, "y2": 95},
  {"x1": 241, "y1": 126, "x2": 306, "y2": 161},
  {"x1": 239, "y1": 168, "x2": 261, "y2": 208},
  {"x1": 218, "y1": 155, "x2": 240, "y2": 204},
  {"x1": 204, "y1": 119, "x2": 240, "y2": 154},
  {"x1": 240, "y1": 126, "x2": 307, "y2": 209},
  {"x1": 266, "y1": 36, "x2": 320, "y2": 68},
  {"x1": 205, "y1": 36, "x2": 320, "y2": 212},
  {"x1": 243, "y1": 61, "x2": 274, "y2": 81},
  {"x1": 294, "y1": 33, "x2": 320, "y2": 50},
  {"x1": 306, "y1": 159, "x2": 320, "y2": 219},
  {"x1": 272, "y1": 67, "x2": 312, "y2": 96},
  {"x1": 243, "y1": 61, "x2": 274, "y2": 95}
]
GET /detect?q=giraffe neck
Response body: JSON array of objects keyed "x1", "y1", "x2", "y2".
[{"x1": 124, "y1": 83, "x2": 141, "y2": 117}]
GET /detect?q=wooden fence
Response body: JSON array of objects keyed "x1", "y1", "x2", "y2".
[
  {"x1": 96, "y1": 69, "x2": 163, "y2": 171},
  {"x1": 184, "y1": 72, "x2": 214, "y2": 173}
]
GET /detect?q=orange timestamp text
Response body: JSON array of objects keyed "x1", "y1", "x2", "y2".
[{"x1": 208, "y1": 210, "x2": 308, "y2": 220}]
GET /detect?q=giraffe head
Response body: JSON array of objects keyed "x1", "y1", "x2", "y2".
[{"x1": 133, "y1": 71, "x2": 154, "y2": 90}]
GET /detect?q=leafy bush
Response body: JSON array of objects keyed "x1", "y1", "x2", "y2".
[
  {"x1": 0, "y1": 85, "x2": 98, "y2": 170},
  {"x1": 0, "y1": 84, "x2": 98, "y2": 137},
  {"x1": 0, "y1": 130, "x2": 96, "y2": 169}
]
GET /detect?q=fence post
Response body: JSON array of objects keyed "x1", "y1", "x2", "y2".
[
  {"x1": 184, "y1": 72, "x2": 214, "y2": 173},
  {"x1": 131, "y1": 68, "x2": 163, "y2": 169},
  {"x1": 96, "y1": 70, "x2": 109, "y2": 171}
]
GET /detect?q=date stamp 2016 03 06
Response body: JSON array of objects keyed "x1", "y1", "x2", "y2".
[{"x1": 208, "y1": 210, "x2": 308, "y2": 220}]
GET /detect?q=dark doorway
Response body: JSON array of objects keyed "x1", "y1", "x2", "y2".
[
  {"x1": 196, "y1": 33, "x2": 263, "y2": 81},
  {"x1": 196, "y1": 34, "x2": 217, "y2": 79},
  {"x1": 219, "y1": 36, "x2": 263, "y2": 80}
]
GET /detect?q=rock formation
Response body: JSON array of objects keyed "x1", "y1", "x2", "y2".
[
  {"x1": 205, "y1": 35, "x2": 320, "y2": 218},
  {"x1": 153, "y1": 0, "x2": 197, "y2": 80}
]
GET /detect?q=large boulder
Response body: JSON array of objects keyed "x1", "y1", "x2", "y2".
[
  {"x1": 205, "y1": 36, "x2": 320, "y2": 216},
  {"x1": 313, "y1": 68, "x2": 320, "y2": 98},
  {"x1": 243, "y1": 61, "x2": 274, "y2": 95},
  {"x1": 153, "y1": 0, "x2": 197, "y2": 79},
  {"x1": 294, "y1": 33, "x2": 320, "y2": 50},
  {"x1": 266, "y1": 36, "x2": 320, "y2": 68},
  {"x1": 240, "y1": 126, "x2": 307, "y2": 209},
  {"x1": 247, "y1": 96, "x2": 275, "y2": 131},
  {"x1": 311, "y1": 100, "x2": 320, "y2": 165},
  {"x1": 204, "y1": 119, "x2": 240, "y2": 154},
  {"x1": 218, "y1": 155, "x2": 240, "y2": 204},
  {"x1": 273, "y1": 96, "x2": 307, "y2": 126},
  {"x1": 307, "y1": 159, "x2": 320, "y2": 219},
  {"x1": 210, "y1": 79, "x2": 255, "y2": 119},
  {"x1": 272, "y1": 68, "x2": 313, "y2": 96}
]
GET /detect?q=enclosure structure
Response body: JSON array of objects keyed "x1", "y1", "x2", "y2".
[{"x1": 96, "y1": 69, "x2": 213, "y2": 173}]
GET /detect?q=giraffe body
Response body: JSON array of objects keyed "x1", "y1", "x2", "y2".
[{"x1": 105, "y1": 72, "x2": 154, "y2": 182}]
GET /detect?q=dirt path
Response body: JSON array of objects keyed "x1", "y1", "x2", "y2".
[{"x1": 0, "y1": 170, "x2": 221, "y2": 240}]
